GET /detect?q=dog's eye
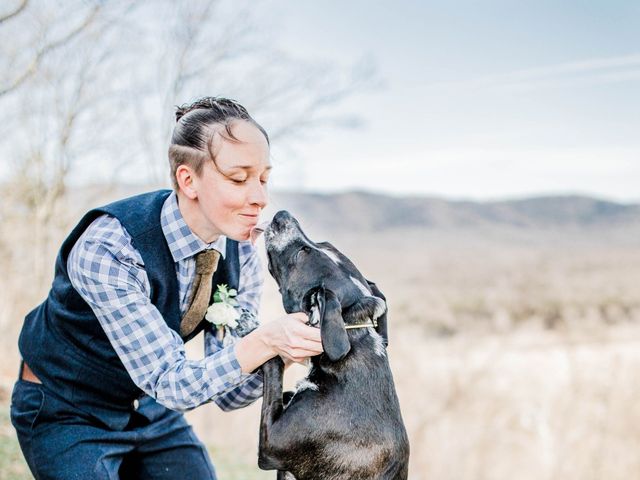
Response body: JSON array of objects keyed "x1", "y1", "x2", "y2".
[{"x1": 294, "y1": 246, "x2": 310, "y2": 263}]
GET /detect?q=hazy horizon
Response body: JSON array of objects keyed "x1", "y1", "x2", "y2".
[
  {"x1": 1, "y1": 1, "x2": 638, "y2": 203},
  {"x1": 262, "y1": 0, "x2": 640, "y2": 202},
  {"x1": 56, "y1": 180, "x2": 640, "y2": 206}
]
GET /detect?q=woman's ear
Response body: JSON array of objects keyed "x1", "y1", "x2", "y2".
[
  {"x1": 306, "y1": 287, "x2": 350, "y2": 362},
  {"x1": 176, "y1": 164, "x2": 198, "y2": 200}
]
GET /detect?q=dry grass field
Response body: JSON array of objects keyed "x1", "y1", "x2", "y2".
[{"x1": 2, "y1": 187, "x2": 640, "y2": 479}]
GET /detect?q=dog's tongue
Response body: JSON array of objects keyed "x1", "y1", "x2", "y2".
[{"x1": 250, "y1": 221, "x2": 270, "y2": 245}]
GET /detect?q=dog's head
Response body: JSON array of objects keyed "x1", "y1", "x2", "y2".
[{"x1": 264, "y1": 210, "x2": 388, "y2": 362}]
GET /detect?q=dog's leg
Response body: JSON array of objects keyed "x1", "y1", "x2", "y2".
[{"x1": 258, "y1": 356, "x2": 287, "y2": 471}]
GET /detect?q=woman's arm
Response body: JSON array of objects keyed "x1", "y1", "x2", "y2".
[
  {"x1": 69, "y1": 215, "x2": 322, "y2": 412},
  {"x1": 67, "y1": 215, "x2": 257, "y2": 411}
]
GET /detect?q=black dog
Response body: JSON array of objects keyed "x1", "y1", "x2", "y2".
[{"x1": 258, "y1": 211, "x2": 409, "y2": 480}]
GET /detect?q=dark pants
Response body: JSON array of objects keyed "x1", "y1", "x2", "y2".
[{"x1": 10, "y1": 379, "x2": 217, "y2": 480}]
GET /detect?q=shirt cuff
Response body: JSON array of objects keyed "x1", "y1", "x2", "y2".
[{"x1": 203, "y1": 342, "x2": 253, "y2": 394}]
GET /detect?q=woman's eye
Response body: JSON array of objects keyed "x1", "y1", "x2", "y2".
[{"x1": 230, "y1": 177, "x2": 247, "y2": 184}]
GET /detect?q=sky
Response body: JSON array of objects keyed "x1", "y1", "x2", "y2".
[
  {"x1": 259, "y1": 0, "x2": 640, "y2": 202},
  {"x1": 1, "y1": 1, "x2": 638, "y2": 203}
]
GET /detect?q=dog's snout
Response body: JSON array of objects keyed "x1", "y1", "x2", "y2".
[
  {"x1": 272, "y1": 210, "x2": 293, "y2": 228},
  {"x1": 267, "y1": 210, "x2": 297, "y2": 237},
  {"x1": 265, "y1": 210, "x2": 303, "y2": 253}
]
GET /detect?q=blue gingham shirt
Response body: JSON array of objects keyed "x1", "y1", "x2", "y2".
[{"x1": 67, "y1": 192, "x2": 263, "y2": 412}]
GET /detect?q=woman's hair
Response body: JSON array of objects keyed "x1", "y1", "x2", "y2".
[{"x1": 168, "y1": 96, "x2": 269, "y2": 190}]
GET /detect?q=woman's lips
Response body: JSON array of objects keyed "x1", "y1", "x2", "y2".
[{"x1": 239, "y1": 213, "x2": 260, "y2": 228}]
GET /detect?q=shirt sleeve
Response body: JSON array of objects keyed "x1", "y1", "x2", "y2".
[
  {"x1": 204, "y1": 240, "x2": 264, "y2": 410},
  {"x1": 67, "y1": 214, "x2": 257, "y2": 412}
]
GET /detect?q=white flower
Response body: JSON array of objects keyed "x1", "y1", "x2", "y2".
[
  {"x1": 205, "y1": 302, "x2": 240, "y2": 329},
  {"x1": 205, "y1": 284, "x2": 241, "y2": 342}
]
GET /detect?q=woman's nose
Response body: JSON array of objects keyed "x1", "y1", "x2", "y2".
[{"x1": 249, "y1": 180, "x2": 268, "y2": 208}]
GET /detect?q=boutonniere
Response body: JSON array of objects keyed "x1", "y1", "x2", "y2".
[{"x1": 205, "y1": 284, "x2": 240, "y2": 341}]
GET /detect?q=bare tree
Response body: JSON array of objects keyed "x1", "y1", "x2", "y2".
[
  {"x1": 1, "y1": 1, "x2": 140, "y2": 283},
  {"x1": 0, "y1": 1, "x2": 103, "y2": 97},
  {"x1": 123, "y1": 0, "x2": 376, "y2": 184},
  {"x1": 0, "y1": 0, "x2": 376, "y2": 286},
  {"x1": 0, "y1": 0, "x2": 28, "y2": 24}
]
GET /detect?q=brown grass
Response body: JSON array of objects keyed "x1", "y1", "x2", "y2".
[{"x1": 3, "y1": 188, "x2": 640, "y2": 479}]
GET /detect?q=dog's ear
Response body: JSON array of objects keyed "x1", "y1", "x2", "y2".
[
  {"x1": 305, "y1": 286, "x2": 350, "y2": 362},
  {"x1": 366, "y1": 280, "x2": 389, "y2": 347}
]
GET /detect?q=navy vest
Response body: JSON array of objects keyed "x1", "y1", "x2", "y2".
[{"x1": 18, "y1": 190, "x2": 239, "y2": 430}]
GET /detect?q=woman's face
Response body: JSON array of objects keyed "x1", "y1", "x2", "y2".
[{"x1": 190, "y1": 120, "x2": 271, "y2": 242}]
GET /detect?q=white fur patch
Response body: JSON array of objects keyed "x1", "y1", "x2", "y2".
[
  {"x1": 321, "y1": 248, "x2": 341, "y2": 265},
  {"x1": 266, "y1": 225, "x2": 299, "y2": 252},
  {"x1": 309, "y1": 303, "x2": 320, "y2": 327},
  {"x1": 372, "y1": 297, "x2": 387, "y2": 320},
  {"x1": 350, "y1": 277, "x2": 387, "y2": 320},
  {"x1": 368, "y1": 328, "x2": 387, "y2": 357},
  {"x1": 295, "y1": 379, "x2": 319, "y2": 393},
  {"x1": 350, "y1": 276, "x2": 371, "y2": 296}
]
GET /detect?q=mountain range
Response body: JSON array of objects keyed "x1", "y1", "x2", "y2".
[{"x1": 268, "y1": 191, "x2": 640, "y2": 233}]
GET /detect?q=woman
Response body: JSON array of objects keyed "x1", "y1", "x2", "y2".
[{"x1": 11, "y1": 97, "x2": 323, "y2": 479}]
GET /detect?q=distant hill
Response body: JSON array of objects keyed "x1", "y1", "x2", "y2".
[
  {"x1": 269, "y1": 191, "x2": 640, "y2": 233},
  {"x1": 57, "y1": 186, "x2": 640, "y2": 245}
]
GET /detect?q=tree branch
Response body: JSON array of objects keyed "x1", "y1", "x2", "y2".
[
  {"x1": 0, "y1": 3, "x2": 102, "y2": 96},
  {"x1": 0, "y1": 0, "x2": 28, "y2": 24}
]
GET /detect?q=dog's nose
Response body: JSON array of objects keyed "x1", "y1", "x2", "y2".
[{"x1": 271, "y1": 210, "x2": 293, "y2": 228}]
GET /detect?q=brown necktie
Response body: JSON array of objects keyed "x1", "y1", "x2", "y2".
[{"x1": 180, "y1": 249, "x2": 220, "y2": 338}]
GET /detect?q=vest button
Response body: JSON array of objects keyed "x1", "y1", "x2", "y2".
[{"x1": 132, "y1": 399, "x2": 140, "y2": 410}]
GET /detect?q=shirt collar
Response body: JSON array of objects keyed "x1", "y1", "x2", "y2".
[{"x1": 160, "y1": 191, "x2": 227, "y2": 263}]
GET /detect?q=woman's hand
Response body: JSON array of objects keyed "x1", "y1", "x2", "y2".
[
  {"x1": 260, "y1": 312, "x2": 323, "y2": 364},
  {"x1": 235, "y1": 312, "x2": 323, "y2": 373}
]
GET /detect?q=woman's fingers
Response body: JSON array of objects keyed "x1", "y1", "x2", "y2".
[
  {"x1": 288, "y1": 339, "x2": 323, "y2": 362},
  {"x1": 293, "y1": 323, "x2": 322, "y2": 343},
  {"x1": 287, "y1": 313, "x2": 322, "y2": 342},
  {"x1": 289, "y1": 312, "x2": 309, "y2": 323},
  {"x1": 283, "y1": 347, "x2": 322, "y2": 362},
  {"x1": 268, "y1": 312, "x2": 324, "y2": 360},
  {"x1": 288, "y1": 338, "x2": 323, "y2": 354}
]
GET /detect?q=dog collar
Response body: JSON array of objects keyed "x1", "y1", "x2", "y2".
[{"x1": 344, "y1": 319, "x2": 378, "y2": 330}]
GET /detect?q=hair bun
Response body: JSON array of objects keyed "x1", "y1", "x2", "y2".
[
  {"x1": 174, "y1": 96, "x2": 250, "y2": 123},
  {"x1": 175, "y1": 105, "x2": 190, "y2": 122}
]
